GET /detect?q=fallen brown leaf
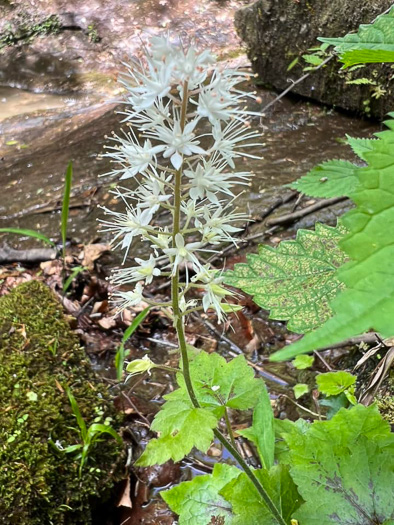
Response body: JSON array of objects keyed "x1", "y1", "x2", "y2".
[
  {"x1": 80, "y1": 244, "x2": 110, "y2": 270},
  {"x1": 117, "y1": 477, "x2": 132, "y2": 509}
]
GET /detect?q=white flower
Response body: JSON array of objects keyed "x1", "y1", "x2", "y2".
[
  {"x1": 179, "y1": 296, "x2": 198, "y2": 313},
  {"x1": 149, "y1": 229, "x2": 172, "y2": 253},
  {"x1": 99, "y1": 204, "x2": 153, "y2": 259},
  {"x1": 105, "y1": 133, "x2": 164, "y2": 179},
  {"x1": 122, "y1": 56, "x2": 173, "y2": 111},
  {"x1": 145, "y1": 118, "x2": 205, "y2": 169},
  {"x1": 202, "y1": 281, "x2": 232, "y2": 322},
  {"x1": 174, "y1": 48, "x2": 215, "y2": 88},
  {"x1": 122, "y1": 100, "x2": 171, "y2": 132},
  {"x1": 134, "y1": 176, "x2": 172, "y2": 213},
  {"x1": 185, "y1": 160, "x2": 251, "y2": 203},
  {"x1": 149, "y1": 35, "x2": 177, "y2": 61},
  {"x1": 196, "y1": 205, "x2": 245, "y2": 244},
  {"x1": 211, "y1": 120, "x2": 262, "y2": 168},
  {"x1": 163, "y1": 233, "x2": 204, "y2": 276},
  {"x1": 112, "y1": 282, "x2": 144, "y2": 312},
  {"x1": 112, "y1": 255, "x2": 161, "y2": 285}
]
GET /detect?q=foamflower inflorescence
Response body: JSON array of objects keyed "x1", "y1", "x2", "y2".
[{"x1": 100, "y1": 36, "x2": 262, "y2": 323}]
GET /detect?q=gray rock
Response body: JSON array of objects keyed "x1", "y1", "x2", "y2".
[{"x1": 235, "y1": 0, "x2": 394, "y2": 118}]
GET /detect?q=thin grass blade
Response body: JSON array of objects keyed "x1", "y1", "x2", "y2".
[
  {"x1": 61, "y1": 161, "x2": 73, "y2": 259},
  {"x1": 0, "y1": 228, "x2": 55, "y2": 247},
  {"x1": 115, "y1": 306, "x2": 150, "y2": 381},
  {"x1": 66, "y1": 388, "x2": 87, "y2": 441}
]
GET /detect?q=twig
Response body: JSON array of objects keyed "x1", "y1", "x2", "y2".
[
  {"x1": 266, "y1": 196, "x2": 348, "y2": 226},
  {"x1": 196, "y1": 313, "x2": 290, "y2": 387},
  {"x1": 259, "y1": 191, "x2": 298, "y2": 221},
  {"x1": 313, "y1": 351, "x2": 333, "y2": 371},
  {"x1": 320, "y1": 332, "x2": 379, "y2": 351},
  {"x1": 281, "y1": 394, "x2": 326, "y2": 419},
  {"x1": 121, "y1": 391, "x2": 151, "y2": 426},
  {"x1": 259, "y1": 55, "x2": 334, "y2": 117}
]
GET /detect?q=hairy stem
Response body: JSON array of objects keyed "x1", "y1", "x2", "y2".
[{"x1": 170, "y1": 81, "x2": 286, "y2": 525}]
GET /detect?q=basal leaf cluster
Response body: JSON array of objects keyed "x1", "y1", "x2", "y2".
[{"x1": 137, "y1": 352, "x2": 264, "y2": 466}]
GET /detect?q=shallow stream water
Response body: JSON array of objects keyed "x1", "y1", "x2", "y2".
[{"x1": 0, "y1": 84, "x2": 378, "y2": 249}]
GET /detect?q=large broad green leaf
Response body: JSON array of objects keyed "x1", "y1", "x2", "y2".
[
  {"x1": 237, "y1": 385, "x2": 275, "y2": 470},
  {"x1": 136, "y1": 400, "x2": 218, "y2": 465},
  {"x1": 289, "y1": 160, "x2": 360, "y2": 198},
  {"x1": 162, "y1": 463, "x2": 240, "y2": 525},
  {"x1": 320, "y1": 7, "x2": 394, "y2": 67},
  {"x1": 282, "y1": 405, "x2": 394, "y2": 524},
  {"x1": 345, "y1": 136, "x2": 376, "y2": 161},
  {"x1": 272, "y1": 117, "x2": 394, "y2": 361},
  {"x1": 225, "y1": 223, "x2": 347, "y2": 333},
  {"x1": 220, "y1": 465, "x2": 302, "y2": 525},
  {"x1": 137, "y1": 352, "x2": 263, "y2": 466},
  {"x1": 169, "y1": 352, "x2": 264, "y2": 414}
]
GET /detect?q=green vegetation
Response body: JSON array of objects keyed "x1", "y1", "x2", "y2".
[
  {"x1": 268, "y1": 115, "x2": 394, "y2": 361},
  {"x1": 320, "y1": 6, "x2": 394, "y2": 67},
  {"x1": 0, "y1": 14, "x2": 61, "y2": 49},
  {"x1": 0, "y1": 280, "x2": 123, "y2": 524},
  {"x1": 158, "y1": 351, "x2": 394, "y2": 524}
]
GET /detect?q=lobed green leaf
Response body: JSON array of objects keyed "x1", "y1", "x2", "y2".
[
  {"x1": 162, "y1": 463, "x2": 240, "y2": 524},
  {"x1": 319, "y1": 7, "x2": 394, "y2": 67},
  {"x1": 136, "y1": 401, "x2": 218, "y2": 465},
  {"x1": 283, "y1": 405, "x2": 394, "y2": 524},
  {"x1": 289, "y1": 160, "x2": 360, "y2": 198},
  {"x1": 220, "y1": 465, "x2": 302, "y2": 525}
]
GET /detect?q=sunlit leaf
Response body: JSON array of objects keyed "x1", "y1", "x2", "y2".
[
  {"x1": 319, "y1": 7, "x2": 394, "y2": 67},
  {"x1": 136, "y1": 401, "x2": 218, "y2": 465},
  {"x1": 289, "y1": 160, "x2": 359, "y2": 198},
  {"x1": 316, "y1": 371, "x2": 356, "y2": 397},
  {"x1": 220, "y1": 465, "x2": 302, "y2": 525},
  {"x1": 293, "y1": 355, "x2": 314, "y2": 370}
]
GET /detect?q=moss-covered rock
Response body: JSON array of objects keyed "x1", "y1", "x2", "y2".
[{"x1": 0, "y1": 280, "x2": 123, "y2": 524}]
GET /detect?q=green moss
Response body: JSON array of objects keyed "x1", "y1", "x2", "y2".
[
  {"x1": 0, "y1": 280, "x2": 123, "y2": 524},
  {"x1": 377, "y1": 394, "x2": 394, "y2": 424},
  {"x1": 0, "y1": 14, "x2": 60, "y2": 49}
]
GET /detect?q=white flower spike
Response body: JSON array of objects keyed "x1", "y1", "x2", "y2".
[{"x1": 101, "y1": 35, "x2": 262, "y2": 326}]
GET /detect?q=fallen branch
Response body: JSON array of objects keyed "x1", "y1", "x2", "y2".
[
  {"x1": 266, "y1": 196, "x2": 348, "y2": 226},
  {"x1": 0, "y1": 244, "x2": 57, "y2": 264}
]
